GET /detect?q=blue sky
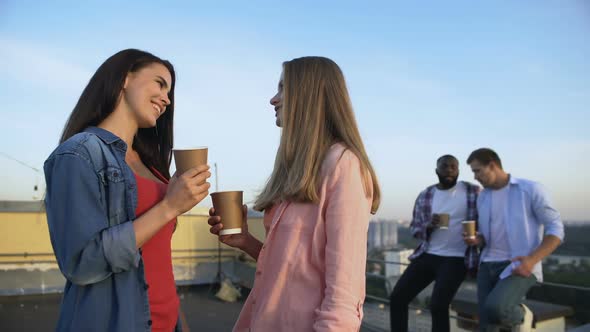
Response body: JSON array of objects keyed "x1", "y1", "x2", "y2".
[{"x1": 0, "y1": 1, "x2": 588, "y2": 221}]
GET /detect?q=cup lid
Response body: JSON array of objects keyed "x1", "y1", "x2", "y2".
[
  {"x1": 211, "y1": 190, "x2": 243, "y2": 195},
  {"x1": 173, "y1": 146, "x2": 208, "y2": 151}
]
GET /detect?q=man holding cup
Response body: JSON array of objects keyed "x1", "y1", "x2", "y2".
[
  {"x1": 390, "y1": 155, "x2": 480, "y2": 332},
  {"x1": 465, "y1": 148, "x2": 564, "y2": 332}
]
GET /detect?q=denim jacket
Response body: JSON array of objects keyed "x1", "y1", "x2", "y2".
[{"x1": 44, "y1": 127, "x2": 158, "y2": 331}]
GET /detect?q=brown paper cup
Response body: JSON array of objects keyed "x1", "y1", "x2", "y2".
[
  {"x1": 435, "y1": 213, "x2": 450, "y2": 229},
  {"x1": 462, "y1": 220, "x2": 476, "y2": 239},
  {"x1": 173, "y1": 147, "x2": 208, "y2": 175},
  {"x1": 211, "y1": 191, "x2": 243, "y2": 236}
]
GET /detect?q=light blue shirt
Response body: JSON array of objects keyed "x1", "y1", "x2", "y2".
[{"x1": 477, "y1": 176, "x2": 564, "y2": 281}]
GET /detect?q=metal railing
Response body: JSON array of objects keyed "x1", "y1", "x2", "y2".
[
  {"x1": 368, "y1": 258, "x2": 590, "y2": 292},
  {"x1": 0, "y1": 248, "x2": 240, "y2": 265},
  {"x1": 3, "y1": 252, "x2": 588, "y2": 292},
  {"x1": 363, "y1": 257, "x2": 589, "y2": 330},
  {"x1": 365, "y1": 258, "x2": 479, "y2": 329},
  {"x1": 0, "y1": 248, "x2": 237, "y2": 257}
]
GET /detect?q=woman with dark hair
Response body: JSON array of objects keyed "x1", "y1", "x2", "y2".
[{"x1": 44, "y1": 49, "x2": 210, "y2": 331}]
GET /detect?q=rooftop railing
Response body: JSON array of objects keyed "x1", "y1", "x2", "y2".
[
  {"x1": 367, "y1": 258, "x2": 590, "y2": 292},
  {"x1": 1, "y1": 250, "x2": 587, "y2": 330},
  {"x1": 2, "y1": 252, "x2": 588, "y2": 292},
  {"x1": 363, "y1": 258, "x2": 588, "y2": 331}
]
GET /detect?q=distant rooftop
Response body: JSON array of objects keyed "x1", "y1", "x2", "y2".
[
  {"x1": 0, "y1": 200, "x2": 264, "y2": 218},
  {"x1": 0, "y1": 201, "x2": 45, "y2": 213}
]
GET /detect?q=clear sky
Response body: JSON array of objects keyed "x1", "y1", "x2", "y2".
[{"x1": 0, "y1": 1, "x2": 588, "y2": 221}]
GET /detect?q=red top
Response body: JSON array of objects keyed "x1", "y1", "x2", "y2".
[{"x1": 135, "y1": 169, "x2": 179, "y2": 332}]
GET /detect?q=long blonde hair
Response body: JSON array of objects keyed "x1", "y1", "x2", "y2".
[{"x1": 254, "y1": 57, "x2": 380, "y2": 214}]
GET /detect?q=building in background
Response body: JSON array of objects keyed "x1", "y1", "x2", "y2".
[
  {"x1": 0, "y1": 201, "x2": 266, "y2": 295},
  {"x1": 384, "y1": 248, "x2": 414, "y2": 278},
  {"x1": 368, "y1": 219, "x2": 399, "y2": 249}
]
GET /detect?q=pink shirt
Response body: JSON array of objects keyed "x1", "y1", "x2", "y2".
[{"x1": 234, "y1": 144, "x2": 373, "y2": 332}]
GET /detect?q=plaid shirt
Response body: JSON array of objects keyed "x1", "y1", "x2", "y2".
[{"x1": 408, "y1": 181, "x2": 481, "y2": 274}]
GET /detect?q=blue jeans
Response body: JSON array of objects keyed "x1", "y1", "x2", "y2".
[{"x1": 477, "y1": 261, "x2": 537, "y2": 331}]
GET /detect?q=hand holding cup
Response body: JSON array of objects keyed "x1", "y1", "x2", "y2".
[
  {"x1": 208, "y1": 204, "x2": 250, "y2": 249},
  {"x1": 432, "y1": 213, "x2": 450, "y2": 229},
  {"x1": 163, "y1": 165, "x2": 211, "y2": 216},
  {"x1": 463, "y1": 231, "x2": 485, "y2": 247},
  {"x1": 431, "y1": 214, "x2": 441, "y2": 227},
  {"x1": 462, "y1": 220, "x2": 476, "y2": 238}
]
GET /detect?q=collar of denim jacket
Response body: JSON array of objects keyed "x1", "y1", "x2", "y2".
[{"x1": 84, "y1": 126, "x2": 126, "y2": 149}]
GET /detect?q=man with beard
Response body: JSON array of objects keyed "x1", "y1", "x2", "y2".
[
  {"x1": 390, "y1": 155, "x2": 480, "y2": 332},
  {"x1": 464, "y1": 148, "x2": 563, "y2": 332}
]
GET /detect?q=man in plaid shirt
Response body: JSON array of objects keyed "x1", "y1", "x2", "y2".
[{"x1": 390, "y1": 155, "x2": 480, "y2": 332}]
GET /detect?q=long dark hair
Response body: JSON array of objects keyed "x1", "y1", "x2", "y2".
[{"x1": 60, "y1": 49, "x2": 176, "y2": 178}]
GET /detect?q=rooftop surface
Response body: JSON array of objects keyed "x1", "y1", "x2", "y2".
[
  {"x1": 0, "y1": 285, "x2": 244, "y2": 332},
  {"x1": 0, "y1": 285, "x2": 383, "y2": 331}
]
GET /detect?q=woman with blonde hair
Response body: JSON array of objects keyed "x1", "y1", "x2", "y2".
[{"x1": 208, "y1": 56, "x2": 380, "y2": 331}]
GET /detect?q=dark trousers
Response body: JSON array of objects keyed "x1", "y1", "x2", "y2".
[{"x1": 389, "y1": 253, "x2": 467, "y2": 332}]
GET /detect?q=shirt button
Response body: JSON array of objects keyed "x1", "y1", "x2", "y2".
[
  {"x1": 144, "y1": 284, "x2": 149, "y2": 290},
  {"x1": 256, "y1": 270, "x2": 262, "y2": 276}
]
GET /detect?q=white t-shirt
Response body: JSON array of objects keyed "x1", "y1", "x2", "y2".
[
  {"x1": 482, "y1": 184, "x2": 512, "y2": 262},
  {"x1": 426, "y1": 182, "x2": 468, "y2": 257}
]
